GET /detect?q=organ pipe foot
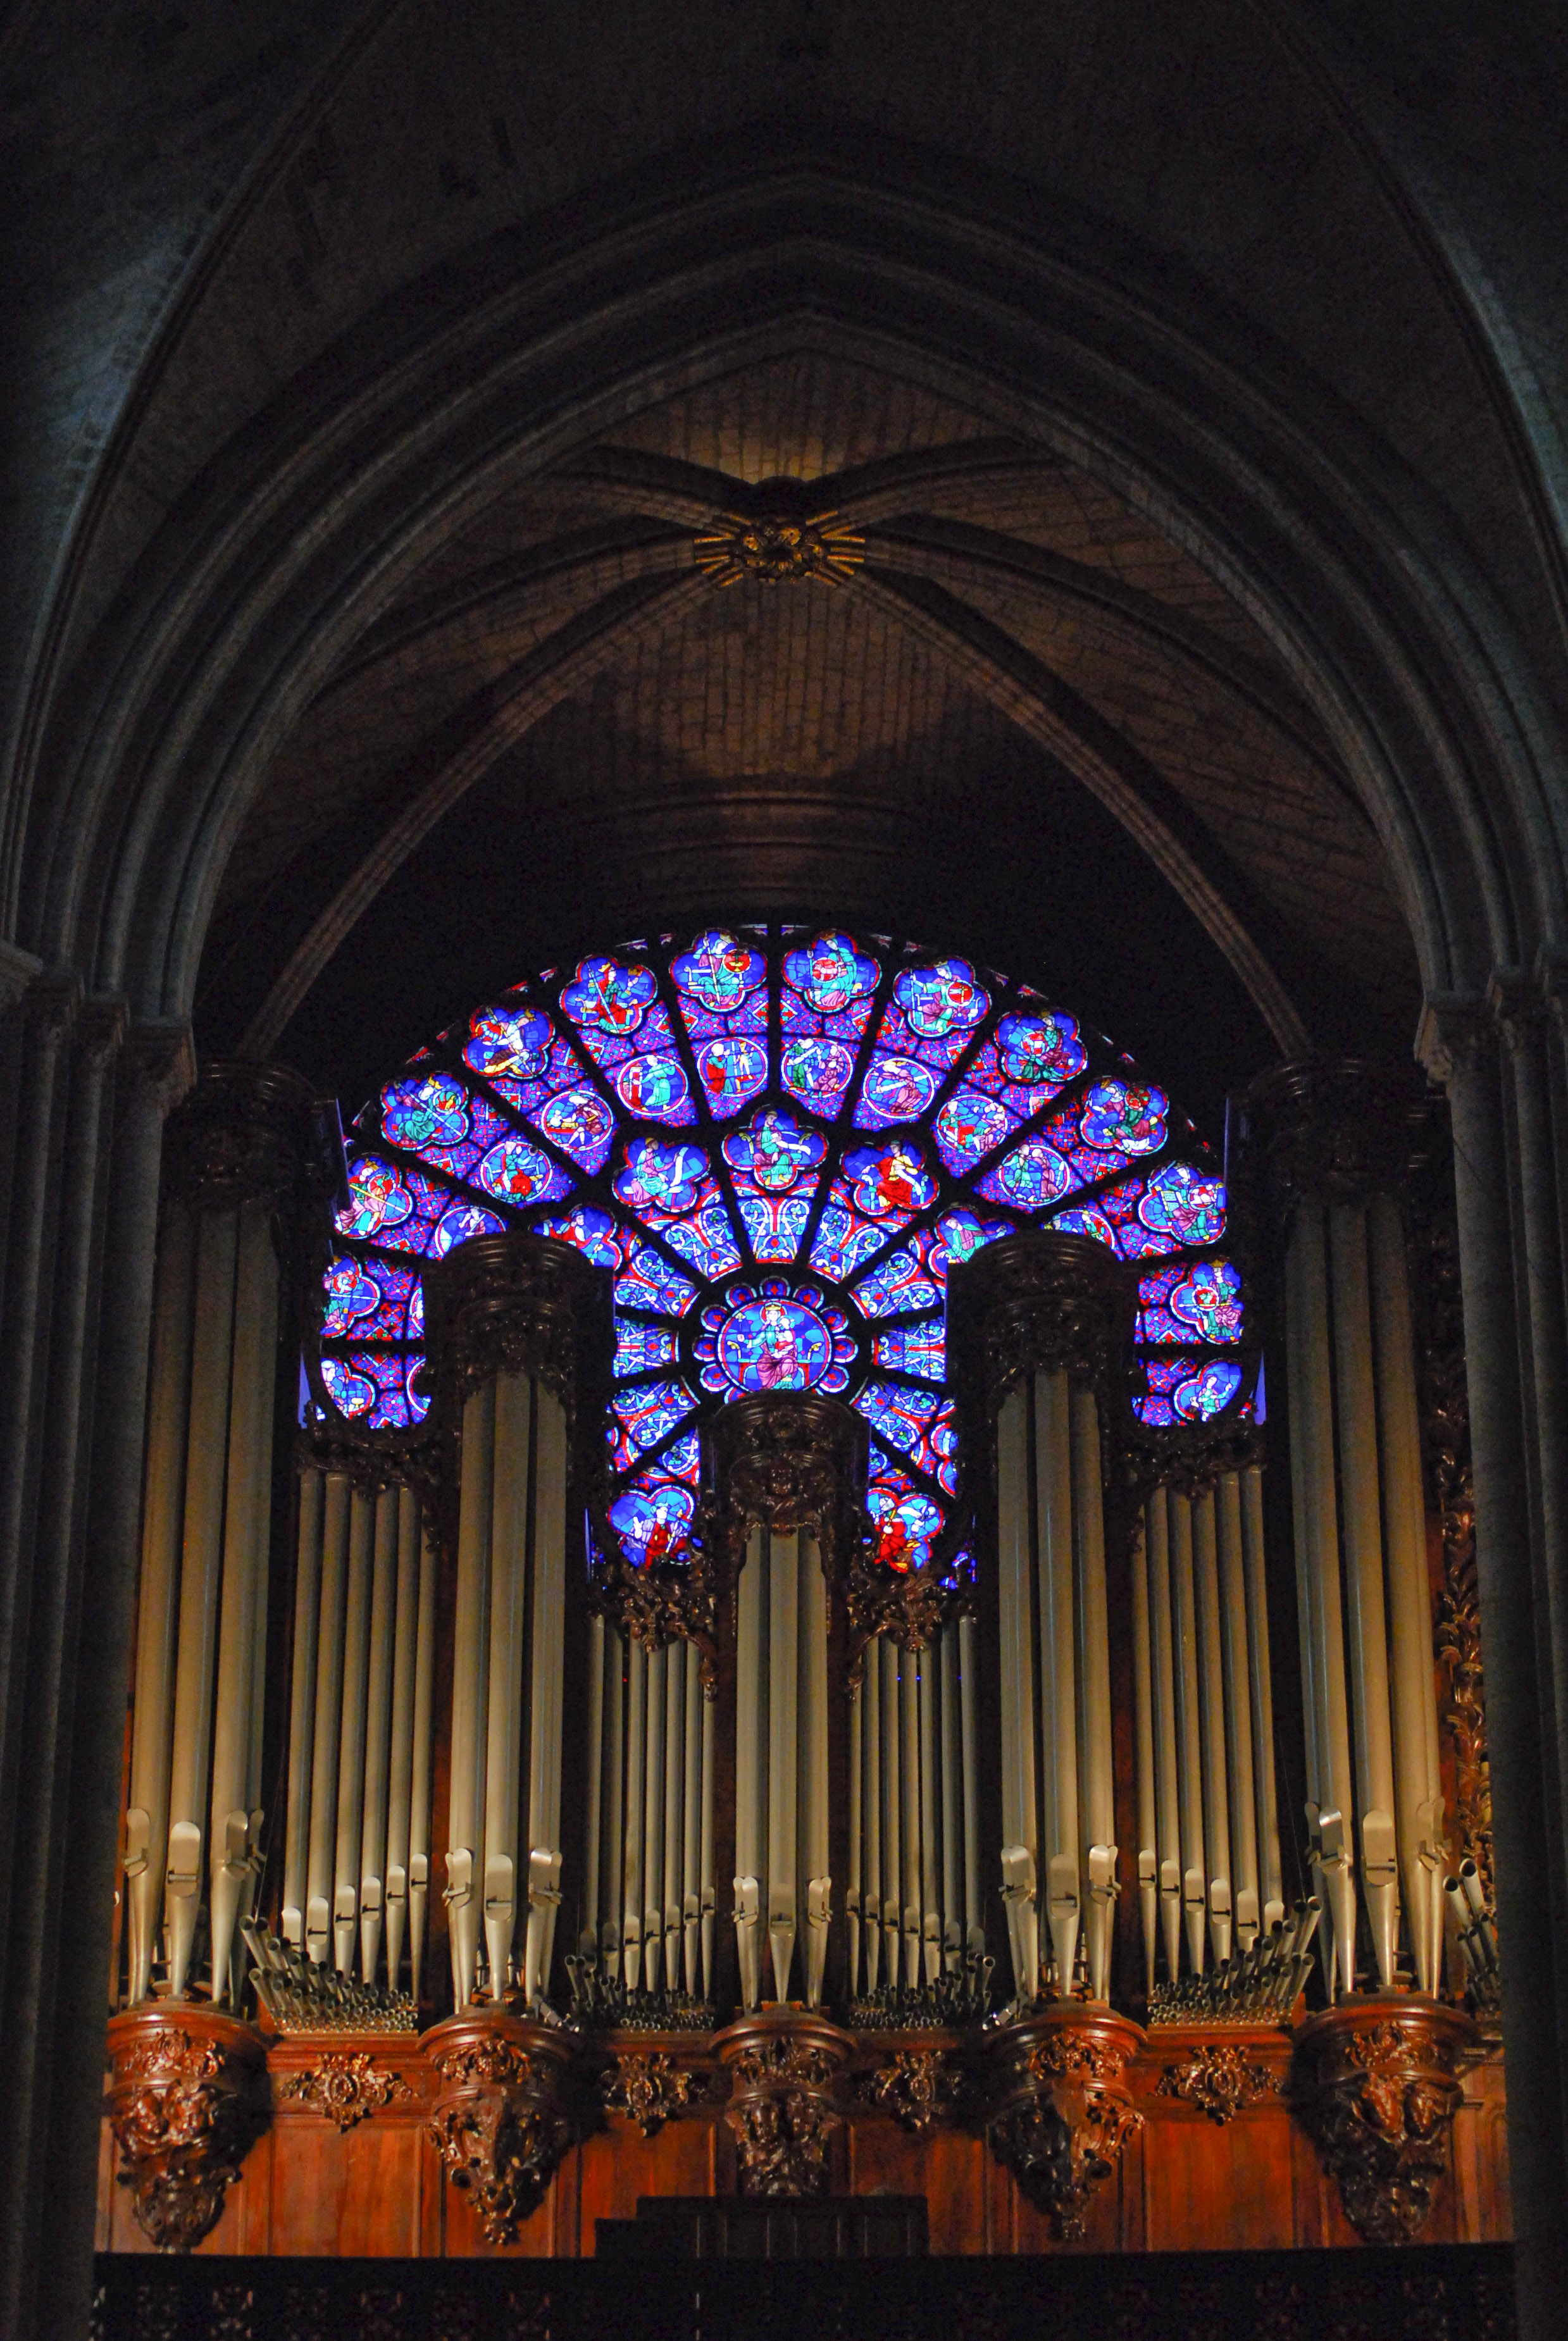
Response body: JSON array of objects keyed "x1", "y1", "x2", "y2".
[
  {"x1": 106, "y1": 2008, "x2": 266, "y2": 2253},
  {"x1": 1291, "y1": 1997, "x2": 1475, "y2": 2243},
  {"x1": 986, "y1": 2006, "x2": 1145, "y2": 2241}
]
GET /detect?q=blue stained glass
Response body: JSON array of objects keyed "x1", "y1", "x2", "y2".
[
  {"x1": 611, "y1": 1053, "x2": 690, "y2": 1121},
  {"x1": 476, "y1": 1134, "x2": 573, "y2": 1208},
  {"x1": 609, "y1": 1477, "x2": 697, "y2": 1567},
  {"x1": 977, "y1": 1134, "x2": 1074, "y2": 1212},
  {"x1": 1161, "y1": 1258, "x2": 1243, "y2": 1343},
  {"x1": 614, "y1": 1138, "x2": 710, "y2": 1219},
  {"x1": 662, "y1": 1431, "x2": 701, "y2": 1485},
  {"x1": 738, "y1": 1194, "x2": 811, "y2": 1262},
  {"x1": 1132, "y1": 1392, "x2": 1178, "y2": 1428},
  {"x1": 724, "y1": 1107, "x2": 825, "y2": 1193},
  {"x1": 321, "y1": 1355, "x2": 375, "y2": 1418},
  {"x1": 614, "y1": 1248, "x2": 698, "y2": 1315},
  {"x1": 615, "y1": 1322, "x2": 680, "y2": 1376},
  {"x1": 610, "y1": 1379, "x2": 696, "y2": 1468},
  {"x1": 391, "y1": 1090, "x2": 515, "y2": 1184},
  {"x1": 933, "y1": 1086, "x2": 1016, "y2": 1171},
  {"x1": 327, "y1": 1351, "x2": 429, "y2": 1431},
  {"x1": 1078, "y1": 1077, "x2": 1168, "y2": 1157},
  {"x1": 809, "y1": 1201, "x2": 894, "y2": 1282},
  {"x1": 337, "y1": 1155, "x2": 413, "y2": 1241},
  {"x1": 872, "y1": 1319, "x2": 946, "y2": 1380},
  {"x1": 1178, "y1": 1358, "x2": 1243, "y2": 1422},
  {"x1": 852, "y1": 1240, "x2": 941, "y2": 1319},
  {"x1": 535, "y1": 1204, "x2": 625, "y2": 1269},
  {"x1": 694, "y1": 1036, "x2": 768, "y2": 1117},
  {"x1": 464, "y1": 1003, "x2": 553, "y2": 1082},
  {"x1": 782, "y1": 1034, "x2": 857, "y2": 1116},
  {"x1": 492, "y1": 1037, "x2": 596, "y2": 1123},
  {"x1": 893, "y1": 959, "x2": 988, "y2": 1041},
  {"x1": 930, "y1": 1208, "x2": 1011, "y2": 1278},
  {"x1": 853, "y1": 1053, "x2": 938, "y2": 1129},
  {"x1": 661, "y1": 1201, "x2": 742, "y2": 1279},
  {"x1": 432, "y1": 1202, "x2": 506, "y2": 1255},
  {"x1": 1139, "y1": 1159, "x2": 1226, "y2": 1247},
  {"x1": 322, "y1": 1255, "x2": 382, "y2": 1336},
  {"x1": 561, "y1": 955, "x2": 658, "y2": 1037},
  {"x1": 673, "y1": 929, "x2": 766, "y2": 1014},
  {"x1": 380, "y1": 1072, "x2": 470, "y2": 1154},
  {"x1": 995, "y1": 1010, "x2": 1086, "y2": 1090},
  {"x1": 840, "y1": 1136, "x2": 936, "y2": 1219},
  {"x1": 783, "y1": 932, "x2": 879, "y2": 1012},
  {"x1": 694, "y1": 1277, "x2": 856, "y2": 1398},
  {"x1": 538, "y1": 1082, "x2": 618, "y2": 1169},
  {"x1": 856, "y1": 1379, "x2": 942, "y2": 1460}
]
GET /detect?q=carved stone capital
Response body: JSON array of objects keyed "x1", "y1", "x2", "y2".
[
  {"x1": 600, "y1": 2051, "x2": 697, "y2": 2135},
  {"x1": 0, "y1": 936, "x2": 45, "y2": 1011},
  {"x1": 1291, "y1": 1999, "x2": 1474, "y2": 2243},
  {"x1": 716, "y1": 2013, "x2": 854, "y2": 2197},
  {"x1": 861, "y1": 2046, "x2": 964, "y2": 2132},
  {"x1": 1156, "y1": 2042, "x2": 1281, "y2": 2123},
  {"x1": 106, "y1": 2009, "x2": 266, "y2": 2252},
  {"x1": 1415, "y1": 997, "x2": 1492, "y2": 1087},
  {"x1": 423, "y1": 2013, "x2": 573, "y2": 2244},
  {"x1": 121, "y1": 1017, "x2": 198, "y2": 1114},
  {"x1": 275, "y1": 2051, "x2": 414, "y2": 2130},
  {"x1": 1240, "y1": 1059, "x2": 1433, "y2": 1215},
  {"x1": 163, "y1": 1057, "x2": 320, "y2": 1215},
  {"x1": 986, "y1": 2008, "x2": 1145, "y2": 2239}
]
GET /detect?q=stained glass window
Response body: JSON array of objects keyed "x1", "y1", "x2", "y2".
[{"x1": 312, "y1": 928, "x2": 1249, "y2": 1555}]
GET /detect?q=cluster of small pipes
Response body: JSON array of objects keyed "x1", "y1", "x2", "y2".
[
  {"x1": 849, "y1": 1958, "x2": 996, "y2": 2030},
  {"x1": 1147, "y1": 1901, "x2": 1321, "y2": 2027},
  {"x1": 1445, "y1": 1862, "x2": 1500, "y2": 2015},
  {"x1": 565, "y1": 1955, "x2": 714, "y2": 2032},
  {"x1": 243, "y1": 1922, "x2": 418, "y2": 2033}
]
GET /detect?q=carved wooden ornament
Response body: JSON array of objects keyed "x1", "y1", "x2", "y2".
[
  {"x1": 276, "y1": 2052, "x2": 413, "y2": 2131},
  {"x1": 423, "y1": 2015, "x2": 573, "y2": 2245},
  {"x1": 717, "y1": 2016, "x2": 852, "y2": 2198},
  {"x1": 1156, "y1": 2044, "x2": 1281, "y2": 2124},
  {"x1": 1292, "y1": 2004, "x2": 1472, "y2": 2244},
  {"x1": 986, "y1": 2009, "x2": 1145, "y2": 2240},
  {"x1": 106, "y1": 2011, "x2": 264, "y2": 2253},
  {"x1": 601, "y1": 2052, "x2": 697, "y2": 2137}
]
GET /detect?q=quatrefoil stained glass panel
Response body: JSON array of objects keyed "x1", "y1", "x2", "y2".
[{"x1": 315, "y1": 927, "x2": 1248, "y2": 1571}]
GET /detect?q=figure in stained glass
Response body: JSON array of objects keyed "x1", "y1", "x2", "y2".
[
  {"x1": 465, "y1": 1003, "x2": 553, "y2": 1081},
  {"x1": 562, "y1": 955, "x2": 657, "y2": 1035},
  {"x1": 785, "y1": 931, "x2": 878, "y2": 1012},
  {"x1": 477, "y1": 1134, "x2": 564, "y2": 1205},
  {"x1": 857, "y1": 1054, "x2": 937, "y2": 1126},
  {"x1": 337, "y1": 1156, "x2": 413, "y2": 1240},
  {"x1": 843, "y1": 1136, "x2": 935, "y2": 1217},
  {"x1": 541, "y1": 1083, "x2": 618, "y2": 1160},
  {"x1": 782, "y1": 1035, "x2": 856, "y2": 1114},
  {"x1": 1080, "y1": 1076, "x2": 1167, "y2": 1155},
  {"x1": 612, "y1": 1054, "x2": 689, "y2": 1119},
  {"x1": 724, "y1": 1107, "x2": 824, "y2": 1192},
  {"x1": 893, "y1": 958, "x2": 988, "y2": 1039},
  {"x1": 613, "y1": 1138, "x2": 707, "y2": 1218},
  {"x1": 996, "y1": 1009, "x2": 1086, "y2": 1088},
  {"x1": 381, "y1": 1072, "x2": 470, "y2": 1153},
  {"x1": 695, "y1": 1036, "x2": 768, "y2": 1113},
  {"x1": 673, "y1": 929, "x2": 766, "y2": 1012}
]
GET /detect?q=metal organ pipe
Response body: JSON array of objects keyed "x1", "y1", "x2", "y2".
[
  {"x1": 306, "y1": 1475, "x2": 351, "y2": 1966},
  {"x1": 483, "y1": 1368, "x2": 532, "y2": 2001},
  {"x1": 358, "y1": 1487, "x2": 399, "y2": 1987},
  {"x1": 643, "y1": 1644, "x2": 667, "y2": 1994},
  {"x1": 1216, "y1": 1472, "x2": 1260, "y2": 1949},
  {"x1": 409, "y1": 1507, "x2": 437, "y2": 2005},
  {"x1": 1035, "y1": 1370, "x2": 1080, "y2": 1995},
  {"x1": 995, "y1": 1385, "x2": 1039, "y2": 2001},
  {"x1": 1168, "y1": 1489, "x2": 1208, "y2": 1977},
  {"x1": 802, "y1": 1536, "x2": 831, "y2": 2009},
  {"x1": 527, "y1": 1386, "x2": 568, "y2": 2005},
  {"x1": 1072, "y1": 1385, "x2": 1116, "y2": 2001},
  {"x1": 447, "y1": 1377, "x2": 495, "y2": 2008},
  {"x1": 1145, "y1": 1492, "x2": 1183, "y2": 1986},
  {"x1": 1241, "y1": 1464, "x2": 1286, "y2": 1935},
  {"x1": 281, "y1": 1469, "x2": 323, "y2": 1958},
  {"x1": 1131, "y1": 1510, "x2": 1160, "y2": 1990},
  {"x1": 1192, "y1": 1487, "x2": 1233, "y2": 1969},
  {"x1": 333, "y1": 1489, "x2": 375, "y2": 1975},
  {"x1": 383, "y1": 1487, "x2": 422, "y2": 1994}
]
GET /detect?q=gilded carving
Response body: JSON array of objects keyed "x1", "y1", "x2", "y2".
[
  {"x1": 601, "y1": 2052, "x2": 697, "y2": 2136},
  {"x1": 694, "y1": 509, "x2": 864, "y2": 587},
  {"x1": 276, "y1": 2052, "x2": 413, "y2": 2130},
  {"x1": 718, "y1": 2017, "x2": 852, "y2": 2199},
  {"x1": 861, "y1": 2048, "x2": 962, "y2": 2133},
  {"x1": 106, "y1": 2017, "x2": 264, "y2": 2253},
  {"x1": 1293, "y1": 2008, "x2": 1469, "y2": 2245},
  {"x1": 1156, "y1": 2044, "x2": 1280, "y2": 2123}
]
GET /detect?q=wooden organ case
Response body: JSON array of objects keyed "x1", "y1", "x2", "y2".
[{"x1": 98, "y1": 1056, "x2": 1510, "y2": 2270}]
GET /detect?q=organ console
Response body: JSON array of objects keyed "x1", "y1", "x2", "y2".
[{"x1": 98, "y1": 1036, "x2": 1508, "y2": 2267}]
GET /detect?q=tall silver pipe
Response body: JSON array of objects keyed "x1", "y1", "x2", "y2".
[
  {"x1": 995, "y1": 1387, "x2": 1037, "y2": 1999},
  {"x1": 282, "y1": 1470, "x2": 323, "y2": 1955},
  {"x1": 800, "y1": 1535, "x2": 830, "y2": 2008},
  {"x1": 901, "y1": 1639, "x2": 923, "y2": 1987},
  {"x1": 700, "y1": 1680, "x2": 716, "y2": 1997},
  {"x1": 602, "y1": 1624, "x2": 626, "y2": 1977},
  {"x1": 165, "y1": 1206, "x2": 239, "y2": 2000},
  {"x1": 359, "y1": 1488, "x2": 399, "y2": 1985},
  {"x1": 918, "y1": 1644, "x2": 940, "y2": 1984},
  {"x1": 1147, "y1": 1492, "x2": 1183, "y2": 1980},
  {"x1": 733, "y1": 1527, "x2": 764, "y2": 2008},
  {"x1": 583, "y1": 1613, "x2": 606, "y2": 1963},
  {"x1": 959, "y1": 1613, "x2": 983, "y2": 1959},
  {"x1": 769, "y1": 1533, "x2": 800, "y2": 1998},
  {"x1": 940, "y1": 1623, "x2": 963, "y2": 1973},
  {"x1": 526, "y1": 1385, "x2": 568, "y2": 2001},
  {"x1": 863, "y1": 1630, "x2": 882, "y2": 1992},
  {"x1": 643, "y1": 1644, "x2": 667, "y2": 1993},
  {"x1": 880, "y1": 1634, "x2": 902, "y2": 1989},
  {"x1": 623, "y1": 1633, "x2": 647, "y2": 1991},
  {"x1": 240, "y1": 1210, "x2": 280, "y2": 1963},
  {"x1": 847, "y1": 1679, "x2": 863, "y2": 1994},
  {"x1": 1036, "y1": 1371, "x2": 1080, "y2": 1992},
  {"x1": 1072, "y1": 1386, "x2": 1116, "y2": 2001},
  {"x1": 663, "y1": 1637, "x2": 686, "y2": 1993},
  {"x1": 1216, "y1": 1472, "x2": 1261, "y2": 1947},
  {"x1": 408, "y1": 1506, "x2": 437, "y2": 2004},
  {"x1": 1369, "y1": 1191, "x2": 1447, "y2": 1993},
  {"x1": 333, "y1": 1489, "x2": 375, "y2": 1975},
  {"x1": 1330, "y1": 1204, "x2": 1400, "y2": 1987},
  {"x1": 447, "y1": 1379, "x2": 496, "y2": 2008},
  {"x1": 1241, "y1": 1465, "x2": 1286, "y2": 1934},
  {"x1": 306, "y1": 1474, "x2": 351, "y2": 1965},
  {"x1": 1192, "y1": 1487, "x2": 1233, "y2": 1968},
  {"x1": 1287, "y1": 1203, "x2": 1359, "y2": 1996},
  {"x1": 1169, "y1": 1489, "x2": 1207, "y2": 1976},
  {"x1": 682, "y1": 1637, "x2": 702, "y2": 1992},
  {"x1": 383, "y1": 1486, "x2": 421, "y2": 1994},
  {"x1": 124, "y1": 1201, "x2": 197, "y2": 2003},
  {"x1": 1130, "y1": 1512, "x2": 1159, "y2": 1989},
  {"x1": 484, "y1": 1372, "x2": 532, "y2": 1999}
]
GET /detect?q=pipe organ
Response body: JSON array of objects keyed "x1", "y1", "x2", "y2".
[{"x1": 101, "y1": 1053, "x2": 1506, "y2": 2272}]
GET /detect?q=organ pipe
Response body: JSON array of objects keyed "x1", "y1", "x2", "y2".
[
  {"x1": 447, "y1": 1378, "x2": 495, "y2": 2008},
  {"x1": 1215, "y1": 1472, "x2": 1260, "y2": 1947},
  {"x1": 1036, "y1": 1370, "x2": 1080, "y2": 1994},
  {"x1": 333, "y1": 1490, "x2": 375, "y2": 1975},
  {"x1": 1192, "y1": 1488, "x2": 1233, "y2": 1968},
  {"x1": 1241, "y1": 1465, "x2": 1286, "y2": 1934},
  {"x1": 281, "y1": 1470, "x2": 323, "y2": 1954},
  {"x1": 306, "y1": 1475, "x2": 351, "y2": 1965},
  {"x1": 1072, "y1": 1385, "x2": 1116, "y2": 2000},
  {"x1": 408, "y1": 1506, "x2": 437, "y2": 2004},
  {"x1": 1146, "y1": 1492, "x2": 1183, "y2": 1985},
  {"x1": 644, "y1": 1645, "x2": 666, "y2": 1992},
  {"x1": 383, "y1": 1487, "x2": 422, "y2": 1993},
  {"x1": 1131, "y1": 1512, "x2": 1159, "y2": 1990},
  {"x1": 802, "y1": 1539, "x2": 830, "y2": 2008},
  {"x1": 483, "y1": 1371, "x2": 532, "y2": 1998},
  {"x1": 1168, "y1": 1490, "x2": 1208, "y2": 1977},
  {"x1": 359, "y1": 1488, "x2": 399, "y2": 1986},
  {"x1": 995, "y1": 1386, "x2": 1039, "y2": 2001}
]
